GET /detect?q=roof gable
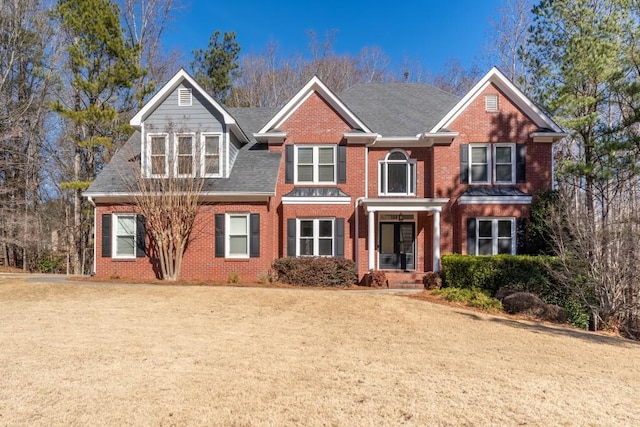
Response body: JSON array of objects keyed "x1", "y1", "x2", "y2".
[
  {"x1": 257, "y1": 76, "x2": 371, "y2": 134},
  {"x1": 130, "y1": 69, "x2": 249, "y2": 143},
  {"x1": 430, "y1": 67, "x2": 563, "y2": 133}
]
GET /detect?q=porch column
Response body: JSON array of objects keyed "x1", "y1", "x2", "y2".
[
  {"x1": 367, "y1": 210, "x2": 376, "y2": 270},
  {"x1": 432, "y1": 209, "x2": 441, "y2": 272}
]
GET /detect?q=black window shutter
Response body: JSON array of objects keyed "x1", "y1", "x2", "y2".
[
  {"x1": 466, "y1": 217, "x2": 477, "y2": 255},
  {"x1": 285, "y1": 145, "x2": 294, "y2": 183},
  {"x1": 215, "y1": 214, "x2": 225, "y2": 258},
  {"x1": 101, "y1": 214, "x2": 112, "y2": 257},
  {"x1": 337, "y1": 145, "x2": 346, "y2": 183},
  {"x1": 136, "y1": 215, "x2": 146, "y2": 257},
  {"x1": 335, "y1": 218, "x2": 345, "y2": 258},
  {"x1": 287, "y1": 218, "x2": 296, "y2": 257},
  {"x1": 250, "y1": 214, "x2": 260, "y2": 258},
  {"x1": 516, "y1": 217, "x2": 528, "y2": 255},
  {"x1": 460, "y1": 144, "x2": 469, "y2": 184},
  {"x1": 516, "y1": 144, "x2": 526, "y2": 183}
]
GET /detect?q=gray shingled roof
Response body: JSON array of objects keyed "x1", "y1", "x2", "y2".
[
  {"x1": 85, "y1": 131, "x2": 280, "y2": 195},
  {"x1": 338, "y1": 82, "x2": 460, "y2": 135}
]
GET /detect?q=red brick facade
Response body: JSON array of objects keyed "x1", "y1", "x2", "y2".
[{"x1": 92, "y1": 71, "x2": 559, "y2": 282}]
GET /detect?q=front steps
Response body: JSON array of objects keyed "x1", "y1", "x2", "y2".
[{"x1": 384, "y1": 271, "x2": 425, "y2": 289}]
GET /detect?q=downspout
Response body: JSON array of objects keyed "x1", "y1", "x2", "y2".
[
  {"x1": 354, "y1": 197, "x2": 365, "y2": 280},
  {"x1": 88, "y1": 196, "x2": 96, "y2": 276}
]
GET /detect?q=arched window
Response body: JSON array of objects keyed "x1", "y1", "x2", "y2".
[{"x1": 379, "y1": 150, "x2": 416, "y2": 195}]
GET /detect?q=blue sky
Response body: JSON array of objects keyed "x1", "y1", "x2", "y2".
[{"x1": 164, "y1": 0, "x2": 506, "y2": 74}]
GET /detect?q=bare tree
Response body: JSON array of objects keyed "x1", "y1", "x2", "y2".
[
  {"x1": 120, "y1": 126, "x2": 205, "y2": 281},
  {"x1": 488, "y1": 0, "x2": 533, "y2": 88}
]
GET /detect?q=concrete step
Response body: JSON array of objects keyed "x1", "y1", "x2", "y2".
[{"x1": 384, "y1": 271, "x2": 425, "y2": 289}]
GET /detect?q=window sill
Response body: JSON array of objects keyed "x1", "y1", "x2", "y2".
[
  {"x1": 225, "y1": 257, "x2": 251, "y2": 262},
  {"x1": 111, "y1": 257, "x2": 137, "y2": 262}
]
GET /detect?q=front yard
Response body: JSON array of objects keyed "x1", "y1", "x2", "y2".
[{"x1": 0, "y1": 275, "x2": 639, "y2": 426}]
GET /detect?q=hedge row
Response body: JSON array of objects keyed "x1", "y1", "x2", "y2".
[
  {"x1": 272, "y1": 257, "x2": 356, "y2": 287},
  {"x1": 440, "y1": 254, "x2": 589, "y2": 328}
]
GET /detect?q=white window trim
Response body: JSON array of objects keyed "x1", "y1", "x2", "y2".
[
  {"x1": 294, "y1": 145, "x2": 336, "y2": 184},
  {"x1": 378, "y1": 150, "x2": 417, "y2": 196},
  {"x1": 201, "y1": 132, "x2": 223, "y2": 178},
  {"x1": 296, "y1": 218, "x2": 334, "y2": 257},
  {"x1": 493, "y1": 143, "x2": 516, "y2": 184},
  {"x1": 475, "y1": 217, "x2": 515, "y2": 255},
  {"x1": 146, "y1": 133, "x2": 169, "y2": 178},
  {"x1": 112, "y1": 213, "x2": 136, "y2": 259},
  {"x1": 178, "y1": 88, "x2": 192, "y2": 106},
  {"x1": 225, "y1": 213, "x2": 250, "y2": 258},
  {"x1": 469, "y1": 144, "x2": 491, "y2": 185},
  {"x1": 174, "y1": 133, "x2": 196, "y2": 177}
]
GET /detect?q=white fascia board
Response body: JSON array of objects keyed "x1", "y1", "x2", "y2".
[
  {"x1": 258, "y1": 76, "x2": 372, "y2": 134},
  {"x1": 344, "y1": 132, "x2": 379, "y2": 144},
  {"x1": 84, "y1": 191, "x2": 274, "y2": 204},
  {"x1": 362, "y1": 197, "x2": 450, "y2": 212},
  {"x1": 253, "y1": 131, "x2": 288, "y2": 144},
  {"x1": 282, "y1": 196, "x2": 352, "y2": 205},
  {"x1": 417, "y1": 131, "x2": 459, "y2": 146},
  {"x1": 530, "y1": 131, "x2": 567, "y2": 143},
  {"x1": 370, "y1": 136, "x2": 432, "y2": 148},
  {"x1": 458, "y1": 195, "x2": 533, "y2": 205},
  {"x1": 430, "y1": 67, "x2": 563, "y2": 134}
]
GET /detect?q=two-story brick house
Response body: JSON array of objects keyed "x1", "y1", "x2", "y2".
[{"x1": 84, "y1": 67, "x2": 564, "y2": 283}]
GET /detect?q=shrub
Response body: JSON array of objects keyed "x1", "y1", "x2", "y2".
[
  {"x1": 422, "y1": 272, "x2": 442, "y2": 290},
  {"x1": 37, "y1": 254, "x2": 65, "y2": 274},
  {"x1": 432, "y1": 287, "x2": 502, "y2": 311},
  {"x1": 441, "y1": 254, "x2": 589, "y2": 327},
  {"x1": 502, "y1": 292, "x2": 545, "y2": 315},
  {"x1": 366, "y1": 270, "x2": 388, "y2": 288},
  {"x1": 227, "y1": 272, "x2": 240, "y2": 284},
  {"x1": 272, "y1": 257, "x2": 356, "y2": 287}
]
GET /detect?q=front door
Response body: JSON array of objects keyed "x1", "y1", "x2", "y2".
[{"x1": 378, "y1": 222, "x2": 415, "y2": 270}]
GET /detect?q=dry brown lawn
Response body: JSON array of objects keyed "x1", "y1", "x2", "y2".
[{"x1": 1, "y1": 275, "x2": 639, "y2": 426}]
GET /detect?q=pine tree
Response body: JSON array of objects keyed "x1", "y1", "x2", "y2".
[
  {"x1": 53, "y1": 0, "x2": 144, "y2": 274},
  {"x1": 191, "y1": 30, "x2": 240, "y2": 103}
]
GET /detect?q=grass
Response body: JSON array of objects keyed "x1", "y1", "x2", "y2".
[{"x1": 1, "y1": 275, "x2": 639, "y2": 426}]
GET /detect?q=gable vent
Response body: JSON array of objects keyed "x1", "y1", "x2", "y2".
[
  {"x1": 178, "y1": 88, "x2": 192, "y2": 106},
  {"x1": 485, "y1": 94, "x2": 498, "y2": 112}
]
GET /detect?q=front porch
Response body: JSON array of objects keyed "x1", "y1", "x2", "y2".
[{"x1": 359, "y1": 197, "x2": 449, "y2": 274}]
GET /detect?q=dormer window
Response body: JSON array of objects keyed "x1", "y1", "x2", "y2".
[
  {"x1": 379, "y1": 150, "x2": 416, "y2": 196},
  {"x1": 178, "y1": 88, "x2": 192, "y2": 106},
  {"x1": 485, "y1": 94, "x2": 498, "y2": 112},
  {"x1": 176, "y1": 133, "x2": 195, "y2": 176},
  {"x1": 202, "y1": 133, "x2": 222, "y2": 177}
]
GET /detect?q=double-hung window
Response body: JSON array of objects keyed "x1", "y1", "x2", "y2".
[
  {"x1": 226, "y1": 214, "x2": 249, "y2": 258},
  {"x1": 176, "y1": 133, "x2": 195, "y2": 176},
  {"x1": 379, "y1": 150, "x2": 416, "y2": 195},
  {"x1": 148, "y1": 134, "x2": 168, "y2": 177},
  {"x1": 475, "y1": 218, "x2": 515, "y2": 255},
  {"x1": 467, "y1": 143, "x2": 516, "y2": 185},
  {"x1": 298, "y1": 218, "x2": 334, "y2": 256},
  {"x1": 201, "y1": 133, "x2": 221, "y2": 177},
  {"x1": 113, "y1": 214, "x2": 136, "y2": 258},
  {"x1": 469, "y1": 144, "x2": 490, "y2": 184},
  {"x1": 295, "y1": 146, "x2": 335, "y2": 184},
  {"x1": 494, "y1": 144, "x2": 515, "y2": 184}
]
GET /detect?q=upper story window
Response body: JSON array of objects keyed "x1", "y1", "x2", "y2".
[
  {"x1": 178, "y1": 88, "x2": 192, "y2": 106},
  {"x1": 149, "y1": 133, "x2": 169, "y2": 177},
  {"x1": 379, "y1": 150, "x2": 416, "y2": 196},
  {"x1": 295, "y1": 145, "x2": 335, "y2": 184},
  {"x1": 176, "y1": 133, "x2": 195, "y2": 176},
  {"x1": 145, "y1": 132, "x2": 223, "y2": 178},
  {"x1": 201, "y1": 133, "x2": 221, "y2": 177},
  {"x1": 466, "y1": 143, "x2": 516, "y2": 185}
]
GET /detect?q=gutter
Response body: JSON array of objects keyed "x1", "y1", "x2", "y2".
[{"x1": 87, "y1": 196, "x2": 96, "y2": 275}]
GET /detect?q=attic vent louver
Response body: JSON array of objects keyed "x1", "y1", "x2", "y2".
[
  {"x1": 485, "y1": 94, "x2": 498, "y2": 112},
  {"x1": 178, "y1": 88, "x2": 192, "y2": 106}
]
